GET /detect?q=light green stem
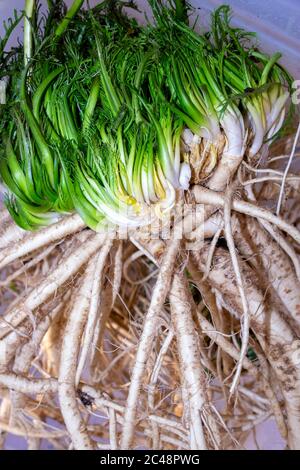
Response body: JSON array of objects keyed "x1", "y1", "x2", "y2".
[
  {"x1": 24, "y1": 0, "x2": 35, "y2": 66},
  {"x1": 55, "y1": 0, "x2": 84, "y2": 38}
]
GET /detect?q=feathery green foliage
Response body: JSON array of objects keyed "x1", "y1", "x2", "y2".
[{"x1": 0, "y1": 1, "x2": 293, "y2": 230}]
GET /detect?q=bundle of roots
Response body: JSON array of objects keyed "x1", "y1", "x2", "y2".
[
  {"x1": 0, "y1": 0, "x2": 300, "y2": 451},
  {"x1": 1, "y1": 132, "x2": 300, "y2": 450}
]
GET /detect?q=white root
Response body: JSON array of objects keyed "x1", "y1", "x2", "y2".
[
  {"x1": 276, "y1": 121, "x2": 300, "y2": 215},
  {"x1": 111, "y1": 241, "x2": 123, "y2": 304},
  {"x1": 207, "y1": 154, "x2": 244, "y2": 192},
  {"x1": 0, "y1": 243, "x2": 57, "y2": 287},
  {"x1": 193, "y1": 185, "x2": 300, "y2": 244},
  {"x1": 0, "y1": 420, "x2": 66, "y2": 439},
  {"x1": 9, "y1": 301, "x2": 66, "y2": 425},
  {"x1": 148, "y1": 329, "x2": 174, "y2": 449},
  {"x1": 246, "y1": 183, "x2": 300, "y2": 285},
  {"x1": 202, "y1": 223, "x2": 223, "y2": 281},
  {"x1": 58, "y1": 252, "x2": 105, "y2": 450},
  {"x1": 233, "y1": 215, "x2": 300, "y2": 331},
  {"x1": 0, "y1": 232, "x2": 105, "y2": 340},
  {"x1": 75, "y1": 238, "x2": 113, "y2": 384},
  {"x1": 0, "y1": 322, "x2": 35, "y2": 373},
  {"x1": 109, "y1": 407, "x2": 118, "y2": 450},
  {"x1": 90, "y1": 242, "x2": 123, "y2": 372},
  {"x1": 223, "y1": 187, "x2": 250, "y2": 395},
  {"x1": 253, "y1": 347, "x2": 288, "y2": 439},
  {"x1": 0, "y1": 218, "x2": 26, "y2": 250},
  {"x1": 197, "y1": 310, "x2": 287, "y2": 438},
  {"x1": 194, "y1": 246, "x2": 300, "y2": 449},
  {"x1": 148, "y1": 415, "x2": 188, "y2": 442},
  {"x1": 120, "y1": 237, "x2": 181, "y2": 449},
  {"x1": 170, "y1": 274, "x2": 208, "y2": 450},
  {"x1": 0, "y1": 374, "x2": 57, "y2": 394},
  {"x1": 0, "y1": 213, "x2": 85, "y2": 270},
  {"x1": 197, "y1": 312, "x2": 257, "y2": 377},
  {"x1": 260, "y1": 218, "x2": 300, "y2": 282},
  {"x1": 0, "y1": 397, "x2": 10, "y2": 448},
  {"x1": 243, "y1": 175, "x2": 300, "y2": 185}
]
